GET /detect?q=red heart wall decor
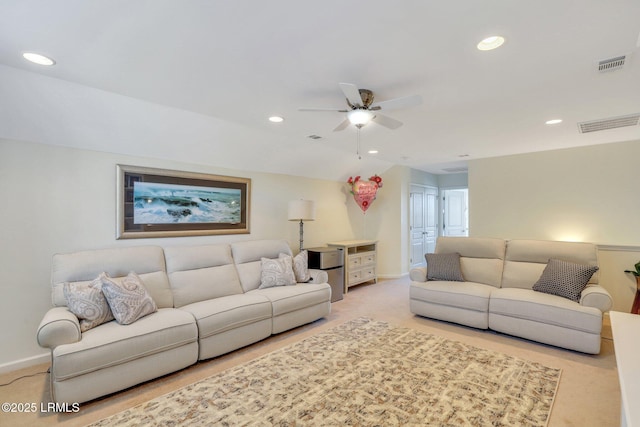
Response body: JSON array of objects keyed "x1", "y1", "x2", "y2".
[{"x1": 347, "y1": 175, "x2": 383, "y2": 213}]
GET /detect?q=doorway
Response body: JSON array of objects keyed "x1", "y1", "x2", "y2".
[
  {"x1": 409, "y1": 185, "x2": 438, "y2": 269},
  {"x1": 442, "y1": 188, "x2": 469, "y2": 237}
]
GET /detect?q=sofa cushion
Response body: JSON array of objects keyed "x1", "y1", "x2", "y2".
[
  {"x1": 260, "y1": 256, "x2": 296, "y2": 289},
  {"x1": 425, "y1": 252, "x2": 464, "y2": 281},
  {"x1": 502, "y1": 239, "x2": 599, "y2": 289},
  {"x1": 249, "y1": 283, "x2": 331, "y2": 317},
  {"x1": 51, "y1": 246, "x2": 173, "y2": 309},
  {"x1": 532, "y1": 258, "x2": 599, "y2": 302},
  {"x1": 164, "y1": 244, "x2": 244, "y2": 307},
  {"x1": 178, "y1": 293, "x2": 272, "y2": 338},
  {"x1": 489, "y1": 288, "x2": 603, "y2": 333},
  {"x1": 231, "y1": 240, "x2": 294, "y2": 292},
  {"x1": 409, "y1": 281, "x2": 493, "y2": 313},
  {"x1": 101, "y1": 272, "x2": 158, "y2": 325},
  {"x1": 435, "y1": 237, "x2": 506, "y2": 287},
  {"x1": 51, "y1": 308, "x2": 197, "y2": 381},
  {"x1": 63, "y1": 275, "x2": 114, "y2": 332}
]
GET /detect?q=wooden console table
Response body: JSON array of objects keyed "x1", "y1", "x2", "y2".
[
  {"x1": 610, "y1": 311, "x2": 640, "y2": 427},
  {"x1": 327, "y1": 240, "x2": 377, "y2": 294}
]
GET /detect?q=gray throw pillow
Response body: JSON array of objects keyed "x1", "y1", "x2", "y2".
[
  {"x1": 425, "y1": 252, "x2": 464, "y2": 281},
  {"x1": 101, "y1": 272, "x2": 158, "y2": 325},
  {"x1": 532, "y1": 258, "x2": 599, "y2": 302},
  {"x1": 259, "y1": 256, "x2": 296, "y2": 289},
  {"x1": 63, "y1": 274, "x2": 115, "y2": 332}
]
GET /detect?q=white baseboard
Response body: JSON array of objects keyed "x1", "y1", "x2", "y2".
[
  {"x1": 0, "y1": 352, "x2": 50, "y2": 375},
  {"x1": 377, "y1": 272, "x2": 409, "y2": 280}
]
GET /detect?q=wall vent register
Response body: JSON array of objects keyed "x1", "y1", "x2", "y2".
[{"x1": 578, "y1": 113, "x2": 640, "y2": 134}]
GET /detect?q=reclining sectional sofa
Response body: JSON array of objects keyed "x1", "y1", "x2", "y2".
[
  {"x1": 410, "y1": 237, "x2": 613, "y2": 354},
  {"x1": 37, "y1": 239, "x2": 331, "y2": 404}
]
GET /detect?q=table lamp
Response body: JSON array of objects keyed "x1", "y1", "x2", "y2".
[{"x1": 288, "y1": 200, "x2": 316, "y2": 251}]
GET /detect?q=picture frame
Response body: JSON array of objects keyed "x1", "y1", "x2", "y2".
[{"x1": 116, "y1": 165, "x2": 251, "y2": 239}]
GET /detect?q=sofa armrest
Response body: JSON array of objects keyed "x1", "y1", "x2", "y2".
[
  {"x1": 307, "y1": 269, "x2": 328, "y2": 284},
  {"x1": 580, "y1": 285, "x2": 613, "y2": 313},
  {"x1": 37, "y1": 307, "x2": 81, "y2": 349},
  {"x1": 410, "y1": 267, "x2": 427, "y2": 282}
]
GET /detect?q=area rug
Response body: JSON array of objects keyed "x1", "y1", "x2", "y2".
[{"x1": 90, "y1": 318, "x2": 561, "y2": 426}]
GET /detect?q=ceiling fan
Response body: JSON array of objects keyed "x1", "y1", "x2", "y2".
[{"x1": 299, "y1": 83, "x2": 422, "y2": 131}]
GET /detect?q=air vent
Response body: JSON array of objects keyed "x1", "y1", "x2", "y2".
[
  {"x1": 578, "y1": 113, "x2": 640, "y2": 133},
  {"x1": 307, "y1": 134, "x2": 322, "y2": 140},
  {"x1": 441, "y1": 167, "x2": 468, "y2": 173},
  {"x1": 598, "y1": 55, "x2": 626, "y2": 72}
]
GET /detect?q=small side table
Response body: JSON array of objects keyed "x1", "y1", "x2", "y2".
[{"x1": 327, "y1": 240, "x2": 377, "y2": 294}]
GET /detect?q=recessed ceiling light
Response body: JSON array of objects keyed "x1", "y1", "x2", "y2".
[
  {"x1": 268, "y1": 116, "x2": 284, "y2": 123},
  {"x1": 22, "y1": 52, "x2": 55, "y2": 66},
  {"x1": 545, "y1": 119, "x2": 563, "y2": 125},
  {"x1": 368, "y1": 150, "x2": 378, "y2": 154},
  {"x1": 477, "y1": 36, "x2": 505, "y2": 51}
]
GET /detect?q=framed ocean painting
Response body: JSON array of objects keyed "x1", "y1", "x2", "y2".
[{"x1": 116, "y1": 165, "x2": 250, "y2": 239}]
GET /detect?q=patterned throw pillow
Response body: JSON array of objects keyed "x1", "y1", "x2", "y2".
[
  {"x1": 101, "y1": 272, "x2": 158, "y2": 325},
  {"x1": 533, "y1": 258, "x2": 599, "y2": 302},
  {"x1": 425, "y1": 252, "x2": 465, "y2": 281},
  {"x1": 280, "y1": 250, "x2": 311, "y2": 283},
  {"x1": 259, "y1": 256, "x2": 296, "y2": 289},
  {"x1": 63, "y1": 274, "x2": 115, "y2": 332}
]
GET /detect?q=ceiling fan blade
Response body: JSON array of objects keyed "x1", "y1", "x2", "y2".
[
  {"x1": 299, "y1": 107, "x2": 349, "y2": 112},
  {"x1": 333, "y1": 119, "x2": 351, "y2": 132},
  {"x1": 372, "y1": 113, "x2": 403, "y2": 130},
  {"x1": 338, "y1": 82, "x2": 364, "y2": 107},
  {"x1": 370, "y1": 94, "x2": 422, "y2": 111}
]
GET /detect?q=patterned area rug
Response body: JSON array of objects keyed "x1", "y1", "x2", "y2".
[{"x1": 90, "y1": 318, "x2": 560, "y2": 426}]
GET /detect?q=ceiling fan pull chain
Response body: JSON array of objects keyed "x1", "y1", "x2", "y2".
[{"x1": 356, "y1": 125, "x2": 362, "y2": 160}]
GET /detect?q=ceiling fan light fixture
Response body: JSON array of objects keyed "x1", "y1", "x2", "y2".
[
  {"x1": 477, "y1": 36, "x2": 505, "y2": 51},
  {"x1": 347, "y1": 109, "x2": 374, "y2": 126}
]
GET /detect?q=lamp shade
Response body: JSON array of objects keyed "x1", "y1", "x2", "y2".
[{"x1": 288, "y1": 200, "x2": 316, "y2": 221}]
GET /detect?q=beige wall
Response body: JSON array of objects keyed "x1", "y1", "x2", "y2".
[
  {"x1": 468, "y1": 139, "x2": 640, "y2": 311},
  {"x1": 334, "y1": 165, "x2": 413, "y2": 278},
  {"x1": 369, "y1": 165, "x2": 411, "y2": 278},
  {"x1": 0, "y1": 139, "x2": 370, "y2": 369}
]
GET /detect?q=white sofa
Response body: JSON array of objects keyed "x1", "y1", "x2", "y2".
[
  {"x1": 410, "y1": 237, "x2": 613, "y2": 354},
  {"x1": 37, "y1": 240, "x2": 331, "y2": 404}
]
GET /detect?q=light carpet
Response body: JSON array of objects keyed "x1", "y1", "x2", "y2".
[{"x1": 90, "y1": 318, "x2": 561, "y2": 426}]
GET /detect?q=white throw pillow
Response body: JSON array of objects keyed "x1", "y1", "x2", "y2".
[
  {"x1": 259, "y1": 256, "x2": 296, "y2": 289},
  {"x1": 63, "y1": 274, "x2": 115, "y2": 332},
  {"x1": 280, "y1": 250, "x2": 311, "y2": 283},
  {"x1": 101, "y1": 272, "x2": 158, "y2": 325}
]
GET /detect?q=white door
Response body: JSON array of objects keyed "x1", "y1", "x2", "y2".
[
  {"x1": 410, "y1": 185, "x2": 438, "y2": 268},
  {"x1": 443, "y1": 189, "x2": 468, "y2": 236},
  {"x1": 425, "y1": 188, "x2": 438, "y2": 251}
]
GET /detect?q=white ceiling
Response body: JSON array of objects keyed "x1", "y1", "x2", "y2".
[{"x1": 1, "y1": 1, "x2": 640, "y2": 181}]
